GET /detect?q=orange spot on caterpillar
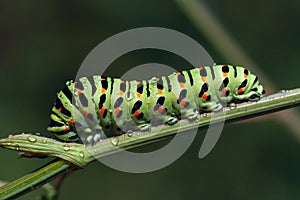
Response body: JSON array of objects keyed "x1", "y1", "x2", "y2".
[
  {"x1": 119, "y1": 90, "x2": 124, "y2": 96},
  {"x1": 157, "y1": 89, "x2": 163, "y2": 95},
  {"x1": 222, "y1": 72, "x2": 228, "y2": 77},
  {"x1": 134, "y1": 110, "x2": 140, "y2": 117},
  {"x1": 72, "y1": 81, "x2": 77, "y2": 86},
  {"x1": 101, "y1": 78, "x2": 106, "y2": 80},
  {"x1": 221, "y1": 88, "x2": 227, "y2": 95},
  {"x1": 238, "y1": 88, "x2": 244, "y2": 94},
  {"x1": 82, "y1": 109, "x2": 89, "y2": 116},
  {"x1": 180, "y1": 82, "x2": 185, "y2": 88},
  {"x1": 101, "y1": 88, "x2": 106, "y2": 93},
  {"x1": 201, "y1": 77, "x2": 206, "y2": 82},
  {"x1": 136, "y1": 92, "x2": 141, "y2": 98},
  {"x1": 100, "y1": 107, "x2": 106, "y2": 115},
  {"x1": 77, "y1": 90, "x2": 83, "y2": 95},
  {"x1": 202, "y1": 93, "x2": 208, "y2": 100},
  {"x1": 64, "y1": 127, "x2": 70, "y2": 131},
  {"x1": 115, "y1": 107, "x2": 121, "y2": 115},
  {"x1": 58, "y1": 108, "x2": 63, "y2": 112},
  {"x1": 157, "y1": 106, "x2": 164, "y2": 113},
  {"x1": 120, "y1": 80, "x2": 125, "y2": 83},
  {"x1": 136, "y1": 81, "x2": 141, "y2": 85},
  {"x1": 67, "y1": 120, "x2": 74, "y2": 125},
  {"x1": 180, "y1": 100, "x2": 186, "y2": 107}
]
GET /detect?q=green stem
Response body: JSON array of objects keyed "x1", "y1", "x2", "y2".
[
  {"x1": 0, "y1": 159, "x2": 74, "y2": 200},
  {"x1": 1, "y1": 89, "x2": 300, "y2": 199}
]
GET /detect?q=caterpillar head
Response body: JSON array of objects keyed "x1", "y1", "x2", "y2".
[
  {"x1": 234, "y1": 74, "x2": 265, "y2": 101},
  {"x1": 248, "y1": 86, "x2": 265, "y2": 101},
  {"x1": 248, "y1": 75, "x2": 265, "y2": 101}
]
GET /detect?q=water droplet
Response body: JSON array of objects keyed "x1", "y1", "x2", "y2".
[
  {"x1": 202, "y1": 113, "x2": 208, "y2": 118},
  {"x1": 63, "y1": 145, "x2": 71, "y2": 151},
  {"x1": 279, "y1": 89, "x2": 288, "y2": 93},
  {"x1": 127, "y1": 132, "x2": 133, "y2": 137},
  {"x1": 110, "y1": 137, "x2": 119, "y2": 146},
  {"x1": 27, "y1": 136, "x2": 37, "y2": 143},
  {"x1": 15, "y1": 144, "x2": 20, "y2": 151},
  {"x1": 229, "y1": 103, "x2": 237, "y2": 110},
  {"x1": 79, "y1": 151, "x2": 84, "y2": 158}
]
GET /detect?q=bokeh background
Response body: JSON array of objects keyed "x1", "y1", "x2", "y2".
[{"x1": 1, "y1": 0, "x2": 300, "y2": 199}]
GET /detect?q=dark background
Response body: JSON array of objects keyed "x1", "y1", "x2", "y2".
[{"x1": 1, "y1": 0, "x2": 300, "y2": 199}]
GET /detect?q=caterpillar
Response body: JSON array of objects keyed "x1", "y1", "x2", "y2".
[{"x1": 48, "y1": 64, "x2": 265, "y2": 144}]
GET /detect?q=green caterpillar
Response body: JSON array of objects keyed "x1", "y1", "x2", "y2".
[{"x1": 48, "y1": 64, "x2": 265, "y2": 144}]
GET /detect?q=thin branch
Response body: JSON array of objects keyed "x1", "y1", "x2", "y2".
[
  {"x1": 0, "y1": 159, "x2": 74, "y2": 200},
  {"x1": 1, "y1": 89, "x2": 300, "y2": 199}
]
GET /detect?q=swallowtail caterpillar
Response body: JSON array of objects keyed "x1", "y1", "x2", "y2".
[{"x1": 48, "y1": 64, "x2": 265, "y2": 144}]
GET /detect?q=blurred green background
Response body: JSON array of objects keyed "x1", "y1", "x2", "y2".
[{"x1": 1, "y1": 0, "x2": 300, "y2": 199}]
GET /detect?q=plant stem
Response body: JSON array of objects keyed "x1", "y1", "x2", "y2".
[{"x1": 0, "y1": 159, "x2": 74, "y2": 200}]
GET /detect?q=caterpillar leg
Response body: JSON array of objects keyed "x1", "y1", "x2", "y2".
[
  {"x1": 166, "y1": 116, "x2": 178, "y2": 125},
  {"x1": 70, "y1": 119, "x2": 104, "y2": 145},
  {"x1": 139, "y1": 124, "x2": 151, "y2": 131},
  {"x1": 200, "y1": 101, "x2": 223, "y2": 112},
  {"x1": 188, "y1": 112, "x2": 198, "y2": 120},
  {"x1": 48, "y1": 112, "x2": 80, "y2": 142},
  {"x1": 48, "y1": 128, "x2": 79, "y2": 143},
  {"x1": 84, "y1": 129, "x2": 103, "y2": 145},
  {"x1": 213, "y1": 103, "x2": 223, "y2": 111}
]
